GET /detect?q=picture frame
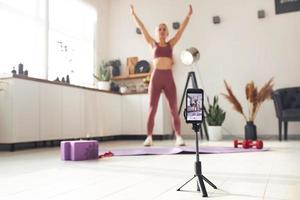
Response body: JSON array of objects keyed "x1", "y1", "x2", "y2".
[{"x1": 275, "y1": 0, "x2": 300, "y2": 14}]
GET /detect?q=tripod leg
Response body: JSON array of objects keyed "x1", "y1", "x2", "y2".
[
  {"x1": 198, "y1": 123, "x2": 204, "y2": 140},
  {"x1": 197, "y1": 181, "x2": 200, "y2": 191},
  {"x1": 178, "y1": 73, "x2": 192, "y2": 115},
  {"x1": 202, "y1": 175, "x2": 217, "y2": 189},
  {"x1": 190, "y1": 72, "x2": 199, "y2": 88},
  {"x1": 177, "y1": 175, "x2": 197, "y2": 191},
  {"x1": 197, "y1": 176, "x2": 208, "y2": 197},
  {"x1": 199, "y1": 128, "x2": 204, "y2": 139},
  {"x1": 202, "y1": 118, "x2": 209, "y2": 141}
]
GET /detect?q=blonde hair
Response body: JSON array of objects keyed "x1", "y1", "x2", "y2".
[{"x1": 155, "y1": 23, "x2": 169, "y2": 37}]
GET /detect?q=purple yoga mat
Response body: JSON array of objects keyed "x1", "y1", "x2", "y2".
[{"x1": 99, "y1": 146, "x2": 268, "y2": 156}]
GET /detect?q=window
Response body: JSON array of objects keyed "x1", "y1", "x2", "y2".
[
  {"x1": 48, "y1": 0, "x2": 97, "y2": 87},
  {"x1": 0, "y1": 0, "x2": 47, "y2": 78},
  {"x1": 0, "y1": 0, "x2": 97, "y2": 87}
]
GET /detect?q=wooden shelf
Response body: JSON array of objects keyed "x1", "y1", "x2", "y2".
[{"x1": 111, "y1": 73, "x2": 151, "y2": 81}]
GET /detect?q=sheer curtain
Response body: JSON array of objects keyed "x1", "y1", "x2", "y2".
[{"x1": 0, "y1": 0, "x2": 97, "y2": 86}]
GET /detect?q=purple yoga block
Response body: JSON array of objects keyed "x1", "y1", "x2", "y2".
[
  {"x1": 60, "y1": 140, "x2": 99, "y2": 161},
  {"x1": 60, "y1": 141, "x2": 71, "y2": 160}
]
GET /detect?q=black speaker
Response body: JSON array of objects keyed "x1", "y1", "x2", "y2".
[
  {"x1": 172, "y1": 22, "x2": 180, "y2": 30},
  {"x1": 258, "y1": 10, "x2": 265, "y2": 19},
  {"x1": 136, "y1": 28, "x2": 141, "y2": 34},
  {"x1": 213, "y1": 16, "x2": 221, "y2": 24}
]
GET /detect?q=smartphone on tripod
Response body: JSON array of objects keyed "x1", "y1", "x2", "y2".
[
  {"x1": 179, "y1": 88, "x2": 217, "y2": 196},
  {"x1": 185, "y1": 88, "x2": 203, "y2": 124}
]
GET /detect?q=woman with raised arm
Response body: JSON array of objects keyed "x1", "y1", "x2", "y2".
[{"x1": 130, "y1": 5, "x2": 193, "y2": 146}]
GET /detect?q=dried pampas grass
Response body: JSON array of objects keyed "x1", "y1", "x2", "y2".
[
  {"x1": 223, "y1": 80, "x2": 248, "y2": 121},
  {"x1": 223, "y1": 78, "x2": 274, "y2": 122},
  {"x1": 252, "y1": 78, "x2": 274, "y2": 120}
]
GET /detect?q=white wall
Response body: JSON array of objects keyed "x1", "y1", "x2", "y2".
[
  {"x1": 84, "y1": 0, "x2": 110, "y2": 63},
  {"x1": 99, "y1": 0, "x2": 300, "y2": 136}
]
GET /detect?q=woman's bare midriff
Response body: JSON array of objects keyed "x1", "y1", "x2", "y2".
[{"x1": 153, "y1": 57, "x2": 173, "y2": 70}]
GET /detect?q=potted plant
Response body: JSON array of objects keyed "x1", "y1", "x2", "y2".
[
  {"x1": 223, "y1": 78, "x2": 274, "y2": 140},
  {"x1": 93, "y1": 61, "x2": 111, "y2": 91},
  {"x1": 205, "y1": 96, "x2": 226, "y2": 141}
]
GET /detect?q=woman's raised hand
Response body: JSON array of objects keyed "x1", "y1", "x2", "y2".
[
  {"x1": 188, "y1": 4, "x2": 193, "y2": 17},
  {"x1": 130, "y1": 5, "x2": 135, "y2": 15}
]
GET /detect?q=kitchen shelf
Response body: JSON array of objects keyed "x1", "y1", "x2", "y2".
[{"x1": 111, "y1": 73, "x2": 151, "y2": 81}]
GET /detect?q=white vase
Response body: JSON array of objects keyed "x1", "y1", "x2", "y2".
[
  {"x1": 97, "y1": 81, "x2": 111, "y2": 91},
  {"x1": 208, "y1": 126, "x2": 222, "y2": 141}
]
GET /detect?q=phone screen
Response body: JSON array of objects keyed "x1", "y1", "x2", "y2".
[{"x1": 186, "y1": 90, "x2": 203, "y2": 123}]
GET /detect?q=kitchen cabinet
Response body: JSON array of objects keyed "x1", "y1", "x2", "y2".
[
  {"x1": 101, "y1": 92, "x2": 122, "y2": 136},
  {"x1": 12, "y1": 79, "x2": 40, "y2": 142},
  {"x1": 0, "y1": 77, "x2": 171, "y2": 145},
  {"x1": 122, "y1": 95, "x2": 142, "y2": 135},
  {"x1": 61, "y1": 86, "x2": 85, "y2": 139},
  {"x1": 39, "y1": 83, "x2": 62, "y2": 140}
]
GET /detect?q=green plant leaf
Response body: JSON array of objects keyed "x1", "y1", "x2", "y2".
[
  {"x1": 206, "y1": 95, "x2": 226, "y2": 126},
  {"x1": 94, "y1": 61, "x2": 111, "y2": 81}
]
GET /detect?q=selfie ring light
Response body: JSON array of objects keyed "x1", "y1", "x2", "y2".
[{"x1": 180, "y1": 47, "x2": 200, "y2": 66}]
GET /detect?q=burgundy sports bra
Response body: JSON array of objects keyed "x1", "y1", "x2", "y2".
[{"x1": 153, "y1": 42, "x2": 173, "y2": 59}]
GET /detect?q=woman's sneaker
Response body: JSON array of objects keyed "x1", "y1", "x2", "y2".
[
  {"x1": 143, "y1": 136, "x2": 153, "y2": 146},
  {"x1": 175, "y1": 135, "x2": 185, "y2": 146}
]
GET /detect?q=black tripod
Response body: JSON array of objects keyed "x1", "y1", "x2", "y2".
[
  {"x1": 177, "y1": 122, "x2": 217, "y2": 197},
  {"x1": 178, "y1": 71, "x2": 209, "y2": 140}
]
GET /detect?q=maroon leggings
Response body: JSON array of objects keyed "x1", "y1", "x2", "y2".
[{"x1": 147, "y1": 69, "x2": 181, "y2": 136}]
